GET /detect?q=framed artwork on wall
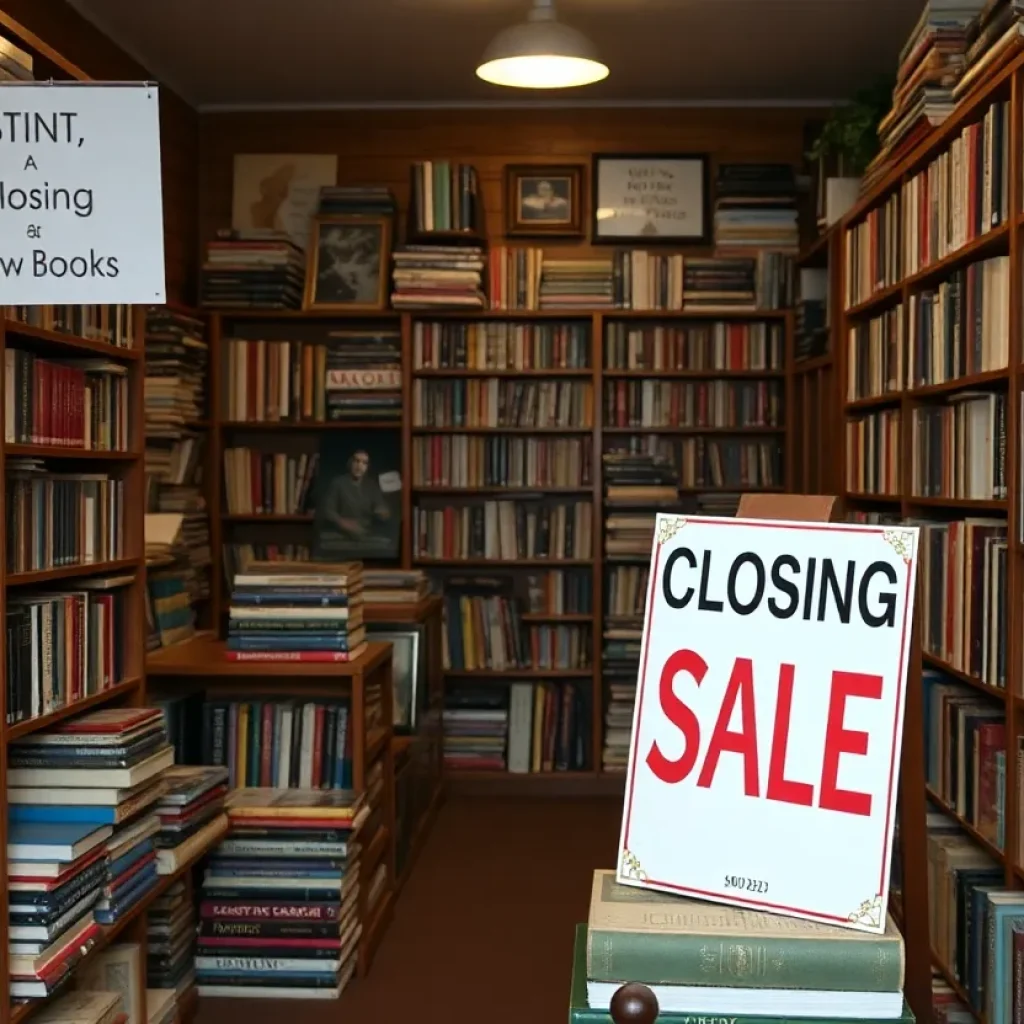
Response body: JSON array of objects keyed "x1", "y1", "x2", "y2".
[
  {"x1": 365, "y1": 626, "x2": 425, "y2": 733},
  {"x1": 304, "y1": 214, "x2": 391, "y2": 311},
  {"x1": 504, "y1": 164, "x2": 584, "y2": 237},
  {"x1": 591, "y1": 153, "x2": 710, "y2": 245}
]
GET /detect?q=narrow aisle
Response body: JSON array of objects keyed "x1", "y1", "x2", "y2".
[{"x1": 199, "y1": 795, "x2": 621, "y2": 1024}]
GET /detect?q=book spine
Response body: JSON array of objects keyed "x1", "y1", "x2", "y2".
[
  {"x1": 585, "y1": 928, "x2": 904, "y2": 991},
  {"x1": 223, "y1": 651, "x2": 355, "y2": 663}
]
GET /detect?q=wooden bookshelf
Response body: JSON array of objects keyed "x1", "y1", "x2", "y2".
[
  {"x1": 195, "y1": 306, "x2": 792, "y2": 792},
  {"x1": 146, "y1": 636, "x2": 396, "y2": 976},
  {"x1": 838, "y1": 43, "x2": 1024, "y2": 1024}
]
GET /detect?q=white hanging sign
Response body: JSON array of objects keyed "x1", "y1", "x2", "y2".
[
  {"x1": 0, "y1": 82, "x2": 165, "y2": 304},
  {"x1": 617, "y1": 515, "x2": 919, "y2": 933}
]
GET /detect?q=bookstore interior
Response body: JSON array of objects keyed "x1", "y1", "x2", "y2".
[{"x1": 5, "y1": 0, "x2": 1024, "y2": 1022}]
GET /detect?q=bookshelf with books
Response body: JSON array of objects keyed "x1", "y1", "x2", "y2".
[
  {"x1": 838, "y1": 44, "x2": 1024, "y2": 1024},
  {"x1": 0, "y1": 305, "x2": 229, "y2": 1024}
]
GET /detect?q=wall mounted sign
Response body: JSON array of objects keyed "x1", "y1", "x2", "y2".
[{"x1": 0, "y1": 82, "x2": 165, "y2": 304}]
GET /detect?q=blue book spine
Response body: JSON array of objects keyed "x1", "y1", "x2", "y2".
[
  {"x1": 95, "y1": 865, "x2": 159, "y2": 923},
  {"x1": 9, "y1": 805, "x2": 117, "y2": 825},
  {"x1": 228, "y1": 637, "x2": 351, "y2": 652},
  {"x1": 108, "y1": 838, "x2": 154, "y2": 880}
]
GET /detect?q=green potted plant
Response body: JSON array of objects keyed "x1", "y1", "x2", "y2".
[{"x1": 809, "y1": 78, "x2": 893, "y2": 225}]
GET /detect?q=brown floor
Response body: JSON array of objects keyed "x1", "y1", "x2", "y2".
[{"x1": 197, "y1": 794, "x2": 622, "y2": 1024}]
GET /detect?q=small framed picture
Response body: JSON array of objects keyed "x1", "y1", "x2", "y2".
[
  {"x1": 592, "y1": 153, "x2": 710, "y2": 245},
  {"x1": 304, "y1": 215, "x2": 391, "y2": 311},
  {"x1": 504, "y1": 164, "x2": 584, "y2": 237},
  {"x1": 366, "y1": 627, "x2": 424, "y2": 734}
]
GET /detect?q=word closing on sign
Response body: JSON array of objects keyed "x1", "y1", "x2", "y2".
[{"x1": 616, "y1": 515, "x2": 918, "y2": 934}]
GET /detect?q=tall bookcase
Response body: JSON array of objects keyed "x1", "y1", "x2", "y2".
[
  {"x1": 839, "y1": 46, "x2": 1024, "y2": 1024},
  {"x1": 200, "y1": 306, "x2": 793, "y2": 794}
]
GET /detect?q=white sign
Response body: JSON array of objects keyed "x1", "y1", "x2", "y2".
[
  {"x1": 0, "y1": 82, "x2": 165, "y2": 304},
  {"x1": 617, "y1": 515, "x2": 919, "y2": 934}
]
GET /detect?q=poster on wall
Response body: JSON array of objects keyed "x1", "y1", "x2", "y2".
[
  {"x1": 617, "y1": 515, "x2": 919, "y2": 933},
  {"x1": 231, "y1": 154, "x2": 337, "y2": 251},
  {"x1": 0, "y1": 82, "x2": 165, "y2": 305}
]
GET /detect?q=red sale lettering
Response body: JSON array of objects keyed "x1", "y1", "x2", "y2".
[
  {"x1": 765, "y1": 663, "x2": 814, "y2": 807},
  {"x1": 646, "y1": 652, "x2": 882, "y2": 817},
  {"x1": 820, "y1": 670, "x2": 883, "y2": 817},
  {"x1": 696, "y1": 657, "x2": 759, "y2": 796},
  {"x1": 645, "y1": 648, "x2": 705, "y2": 784}
]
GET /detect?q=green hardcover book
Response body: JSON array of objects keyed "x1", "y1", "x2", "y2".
[
  {"x1": 569, "y1": 925, "x2": 915, "y2": 1024},
  {"x1": 587, "y1": 870, "x2": 904, "y2": 992}
]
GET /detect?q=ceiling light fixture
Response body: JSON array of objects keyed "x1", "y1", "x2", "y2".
[{"x1": 476, "y1": 0, "x2": 609, "y2": 90}]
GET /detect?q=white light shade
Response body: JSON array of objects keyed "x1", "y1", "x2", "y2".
[{"x1": 476, "y1": 2, "x2": 609, "y2": 89}]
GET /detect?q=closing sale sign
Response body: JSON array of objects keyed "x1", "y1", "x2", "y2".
[
  {"x1": 0, "y1": 82, "x2": 165, "y2": 304},
  {"x1": 617, "y1": 515, "x2": 918, "y2": 933}
]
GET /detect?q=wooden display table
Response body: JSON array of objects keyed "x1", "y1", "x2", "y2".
[{"x1": 147, "y1": 635, "x2": 395, "y2": 976}]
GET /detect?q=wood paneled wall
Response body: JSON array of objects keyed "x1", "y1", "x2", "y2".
[
  {"x1": 0, "y1": 0, "x2": 198, "y2": 304},
  {"x1": 199, "y1": 107, "x2": 814, "y2": 250}
]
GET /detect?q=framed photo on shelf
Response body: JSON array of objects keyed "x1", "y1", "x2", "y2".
[
  {"x1": 504, "y1": 164, "x2": 584, "y2": 237},
  {"x1": 591, "y1": 153, "x2": 709, "y2": 245},
  {"x1": 304, "y1": 215, "x2": 391, "y2": 311},
  {"x1": 365, "y1": 626, "x2": 425, "y2": 733}
]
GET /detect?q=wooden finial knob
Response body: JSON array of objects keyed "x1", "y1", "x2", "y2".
[{"x1": 609, "y1": 983, "x2": 659, "y2": 1024}]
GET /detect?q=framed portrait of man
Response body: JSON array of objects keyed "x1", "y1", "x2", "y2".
[
  {"x1": 311, "y1": 434, "x2": 401, "y2": 561},
  {"x1": 504, "y1": 164, "x2": 584, "y2": 237},
  {"x1": 304, "y1": 214, "x2": 391, "y2": 311}
]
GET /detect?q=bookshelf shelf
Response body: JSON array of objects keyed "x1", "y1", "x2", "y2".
[
  {"x1": 6, "y1": 677, "x2": 144, "y2": 740},
  {"x1": 6, "y1": 557, "x2": 142, "y2": 587},
  {"x1": 417, "y1": 558, "x2": 592, "y2": 568},
  {"x1": 906, "y1": 369, "x2": 1010, "y2": 398},
  {"x1": 3, "y1": 444, "x2": 136, "y2": 460},
  {"x1": 220, "y1": 420, "x2": 400, "y2": 432},
  {"x1": 922, "y1": 652, "x2": 1006, "y2": 701},
  {"x1": 845, "y1": 282, "x2": 904, "y2": 319},
  {"x1": 903, "y1": 223, "x2": 1010, "y2": 291},
  {"x1": 2, "y1": 319, "x2": 142, "y2": 361},
  {"x1": 926, "y1": 786, "x2": 1005, "y2": 862},
  {"x1": 412, "y1": 368, "x2": 593, "y2": 378},
  {"x1": 602, "y1": 426, "x2": 785, "y2": 435},
  {"x1": 906, "y1": 497, "x2": 1009, "y2": 511},
  {"x1": 794, "y1": 353, "x2": 833, "y2": 372},
  {"x1": 602, "y1": 370, "x2": 786, "y2": 380}
]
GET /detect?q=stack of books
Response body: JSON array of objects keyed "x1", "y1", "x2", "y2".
[
  {"x1": 391, "y1": 245, "x2": 486, "y2": 309},
  {"x1": 147, "y1": 880, "x2": 198, "y2": 1001},
  {"x1": 958, "y1": 1, "x2": 1024, "y2": 100},
  {"x1": 324, "y1": 329, "x2": 403, "y2": 422},
  {"x1": 317, "y1": 185, "x2": 397, "y2": 217},
  {"x1": 874, "y1": 0, "x2": 985, "y2": 170},
  {"x1": 539, "y1": 258, "x2": 615, "y2": 310},
  {"x1": 200, "y1": 231, "x2": 305, "y2": 310},
  {"x1": 225, "y1": 560, "x2": 366, "y2": 664},
  {"x1": 153, "y1": 766, "x2": 230, "y2": 875},
  {"x1": 143, "y1": 310, "x2": 207, "y2": 440},
  {"x1": 442, "y1": 688, "x2": 508, "y2": 771},
  {"x1": 7, "y1": 821, "x2": 106, "y2": 998},
  {"x1": 684, "y1": 255, "x2": 789, "y2": 311},
  {"x1": 0, "y1": 32, "x2": 33, "y2": 80},
  {"x1": 7, "y1": 707, "x2": 175, "y2": 932},
  {"x1": 196, "y1": 789, "x2": 366, "y2": 1000},
  {"x1": 29, "y1": 991, "x2": 123, "y2": 1024},
  {"x1": 576, "y1": 870, "x2": 909, "y2": 1021},
  {"x1": 713, "y1": 164, "x2": 800, "y2": 254},
  {"x1": 361, "y1": 568, "x2": 431, "y2": 605}
]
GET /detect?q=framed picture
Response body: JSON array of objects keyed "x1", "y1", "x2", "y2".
[
  {"x1": 312, "y1": 432, "x2": 402, "y2": 562},
  {"x1": 304, "y1": 215, "x2": 391, "y2": 311},
  {"x1": 366, "y1": 627, "x2": 423, "y2": 733},
  {"x1": 591, "y1": 153, "x2": 710, "y2": 245},
  {"x1": 504, "y1": 164, "x2": 584, "y2": 237}
]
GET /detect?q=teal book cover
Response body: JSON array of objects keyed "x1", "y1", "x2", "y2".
[{"x1": 569, "y1": 925, "x2": 914, "y2": 1024}]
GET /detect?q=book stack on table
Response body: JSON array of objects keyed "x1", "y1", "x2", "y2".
[
  {"x1": 196, "y1": 788, "x2": 366, "y2": 1000},
  {"x1": 225, "y1": 560, "x2": 366, "y2": 664},
  {"x1": 147, "y1": 880, "x2": 197, "y2": 1003},
  {"x1": 153, "y1": 765, "x2": 229, "y2": 875},
  {"x1": 573, "y1": 871, "x2": 911, "y2": 1024},
  {"x1": 7, "y1": 708, "x2": 175, "y2": 998},
  {"x1": 33, "y1": 989, "x2": 124, "y2": 1024}
]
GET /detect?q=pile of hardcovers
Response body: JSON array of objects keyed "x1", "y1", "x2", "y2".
[
  {"x1": 153, "y1": 766, "x2": 230, "y2": 875},
  {"x1": 391, "y1": 245, "x2": 486, "y2": 309},
  {"x1": 196, "y1": 789, "x2": 366, "y2": 1000},
  {"x1": 317, "y1": 185, "x2": 397, "y2": 218},
  {"x1": 200, "y1": 230, "x2": 305, "y2": 310},
  {"x1": 713, "y1": 164, "x2": 800, "y2": 254},
  {"x1": 146, "y1": 879, "x2": 198, "y2": 1000},
  {"x1": 572, "y1": 870, "x2": 910, "y2": 1023},
  {"x1": 226, "y1": 560, "x2": 366, "y2": 663},
  {"x1": 6, "y1": 707, "x2": 175, "y2": 997}
]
